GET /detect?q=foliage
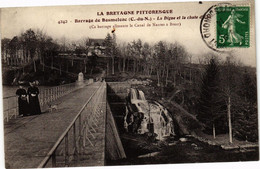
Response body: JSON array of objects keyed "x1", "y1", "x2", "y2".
[
  {"x1": 103, "y1": 33, "x2": 114, "y2": 56},
  {"x1": 197, "y1": 58, "x2": 225, "y2": 135},
  {"x1": 233, "y1": 71, "x2": 258, "y2": 142}
]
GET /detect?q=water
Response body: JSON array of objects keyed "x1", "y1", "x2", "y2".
[
  {"x1": 107, "y1": 136, "x2": 259, "y2": 165},
  {"x1": 2, "y1": 86, "x2": 18, "y2": 98}
]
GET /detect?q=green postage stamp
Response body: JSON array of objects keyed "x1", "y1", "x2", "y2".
[{"x1": 216, "y1": 6, "x2": 250, "y2": 48}]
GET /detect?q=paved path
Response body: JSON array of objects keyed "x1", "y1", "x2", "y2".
[{"x1": 4, "y1": 82, "x2": 102, "y2": 169}]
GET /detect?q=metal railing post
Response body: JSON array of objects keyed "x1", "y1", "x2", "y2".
[
  {"x1": 65, "y1": 133, "x2": 69, "y2": 166},
  {"x1": 73, "y1": 123, "x2": 78, "y2": 161},
  {"x1": 7, "y1": 100, "x2": 9, "y2": 122},
  {"x1": 52, "y1": 151, "x2": 56, "y2": 167},
  {"x1": 15, "y1": 97, "x2": 18, "y2": 118},
  {"x1": 79, "y1": 114, "x2": 82, "y2": 156}
]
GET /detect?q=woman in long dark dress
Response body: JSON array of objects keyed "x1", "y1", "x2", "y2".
[
  {"x1": 16, "y1": 84, "x2": 30, "y2": 116},
  {"x1": 28, "y1": 81, "x2": 41, "y2": 115}
]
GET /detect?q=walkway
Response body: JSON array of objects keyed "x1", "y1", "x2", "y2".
[{"x1": 4, "y1": 82, "x2": 104, "y2": 168}]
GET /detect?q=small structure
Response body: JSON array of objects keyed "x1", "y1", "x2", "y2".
[
  {"x1": 88, "y1": 78, "x2": 94, "y2": 84},
  {"x1": 78, "y1": 72, "x2": 84, "y2": 82},
  {"x1": 87, "y1": 38, "x2": 106, "y2": 56},
  {"x1": 77, "y1": 72, "x2": 85, "y2": 87}
]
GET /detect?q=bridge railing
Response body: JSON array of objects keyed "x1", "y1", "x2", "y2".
[
  {"x1": 3, "y1": 81, "x2": 87, "y2": 122},
  {"x1": 39, "y1": 82, "x2": 77, "y2": 106},
  {"x1": 37, "y1": 81, "x2": 106, "y2": 168}
]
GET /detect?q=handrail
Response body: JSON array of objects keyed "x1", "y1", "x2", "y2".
[
  {"x1": 3, "y1": 83, "x2": 74, "y2": 99},
  {"x1": 3, "y1": 81, "x2": 86, "y2": 122},
  {"x1": 3, "y1": 82, "x2": 77, "y2": 99},
  {"x1": 37, "y1": 81, "x2": 106, "y2": 168}
]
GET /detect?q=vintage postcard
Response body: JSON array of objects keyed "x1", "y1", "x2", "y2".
[{"x1": 0, "y1": 0, "x2": 258, "y2": 168}]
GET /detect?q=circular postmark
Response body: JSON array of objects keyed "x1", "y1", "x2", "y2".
[{"x1": 200, "y1": 3, "x2": 233, "y2": 52}]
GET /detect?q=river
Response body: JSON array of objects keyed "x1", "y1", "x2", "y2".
[
  {"x1": 107, "y1": 135, "x2": 259, "y2": 165},
  {"x1": 2, "y1": 86, "x2": 19, "y2": 98}
]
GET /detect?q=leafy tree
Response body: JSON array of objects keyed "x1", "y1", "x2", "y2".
[
  {"x1": 233, "y1": 70, "x2": 258, "y2": 142},
  {"x1": 9, "y1": 36, "x2": 20, "y2": 65},
  {"x1": 126, "y1": 39, "x2": 143, "y2": 73},
  {"x1": 118, "y1": 43, "x2": 128, "y2": 72},
  {"x1": 21, "y1": 29, "x2": 37, "y2": 72},
  {"x1": 1, "y1": 38, "x2": 11, "y2": 64},
  {"x1": 219, "y1": 56, "x2": 241, "y2": 143},
  {"x1": 154, "y1": 41, "x2": 166, "y2": 87},
  {"x1": 197, "y1": 58, "x2": 224, "y2": 138},
  {"x1": 104, "y1": 33, "x2": 117, "y2": 74},
  {"x1": 142, "y1": 42, "x2": 152, "y2": 75},
  {"x1": 35, "y1": 29, "x2": 54, "y2": 71},
  {"x1": 88, "y1": 52, "x2": 98, "y2": 75}
]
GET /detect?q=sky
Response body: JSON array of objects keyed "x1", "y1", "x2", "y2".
[{"x1": 0, "y1": 1, "x2": 256, "y2": 67}]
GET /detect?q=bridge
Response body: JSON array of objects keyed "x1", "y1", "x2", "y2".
[{"x1": 3, "y1": 81, "x2": 126, "y2": 168}]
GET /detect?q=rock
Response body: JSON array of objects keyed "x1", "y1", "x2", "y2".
[
  {"x1": 221, "y1": 145, "x2": 239, "y2": 150},
  {"x1": 168, "y1": 142, "x2": 176, "y2": 146},
  {"x1": 194, "y1": 146, "x2": 202, "y2": 150},
  {"x1": 239, "y1": 144, "x2": 259, "y2": 149},
  {"x1": 191, "y1": 143, "x2": 197, "y2": 147},
  {"x1": 138, "y1": 152, "x2": 160, "y2": 158},
  {"x1": 239, "y1": 148, "x2": 257, "y2": 153},
  {"x1": 179, "y1": 138, "x2": 188, "y2": 142}
]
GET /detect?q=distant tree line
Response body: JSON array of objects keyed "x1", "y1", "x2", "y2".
[
  {"x1": 103, "y1": 33, "x2": 193, "y2": 88},
  {"x1": 1, "y1": 29, "x2": 93, "y2": 84},
  {"x1": 1, "y1": 29, "x2": 60, "y2": 72}
]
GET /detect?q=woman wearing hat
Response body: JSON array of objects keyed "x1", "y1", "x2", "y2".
[
  {"x1": 16, "y1": 83, "x2": 30, "y2": 116},
  {"x1": 28, "y1": 81, "x2": 41, "y2": 115}
]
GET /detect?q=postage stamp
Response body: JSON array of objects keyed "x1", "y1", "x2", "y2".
[
  {"x1": 200, "y1": 4, "x2": 250, "y2": 52},
  {"x1": 216, "y1": 6, "x2": 250, "y2": 48}
]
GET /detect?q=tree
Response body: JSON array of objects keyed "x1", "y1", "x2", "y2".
[
  {"x1": 118, "y1": 43, "x2": 128, "y2": 72},
  {"x1": 1, "y1": 38, "x2": 11, "y2": 64},
  {"x1": 197, "y1": 58, "x2": 223, "y2": 138},
  {"x1": 233, "y1": 70, "x2": 258, "y2": 142},
  {"x1": 88, "y1": 52, "x2": 97, "y2": 75},
  {"x1": 35, "y1": 29, "x2": 54, "y2": 71},
  {"x1": 168, "y1": 42, "x2": 189, "y2": 86},
  {"x1": 156, "y1": 41, "x2": 166, "y2": 84},
  {"x1": 9, "y1": 36, "x2": 20, "y2": 65},
  {"x1": 21, "y1": 29, "x2": 38, "y2": 72},
  {"x1": 142, "y1": 42, "x2": 152, "y2": 75},
  {"x1": 134, "y1": 39, "x2": 143, "y2": 73},
  {"x1": 219, "y1": 56, "x2": 241, "y2": 143},
  {"x1": 126, "y1": 39, "x2": 143, "y2": 73},
  {"x1": 104, "y1": 33, "x2": 117, "y2": 74}
]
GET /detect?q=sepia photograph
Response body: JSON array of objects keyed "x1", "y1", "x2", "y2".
[{"x1": 0, "y1": 0, "x2": 258, "y2": 168}]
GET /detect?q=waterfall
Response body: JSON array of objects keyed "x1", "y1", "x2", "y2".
[
  {"x1": 125, "y1": 88, "x2": 174, "y2": 140},
  {"x1": 130, "y1": 88, "x2": 137, "y2": 100},
  {"x1": 138, "y1": 90, "x2": 146, "y2": 101}
]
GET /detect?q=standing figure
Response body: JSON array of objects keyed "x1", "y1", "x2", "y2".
[
  {"x1": 28, "y1": 81, "x2": 41, "y2": 115},
  {"x1": 222, "y1": 9, "x2": 246, "y2": 45},
  {"x1": 16, "y1": 84, "x2": 30, "y2": 116}
]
